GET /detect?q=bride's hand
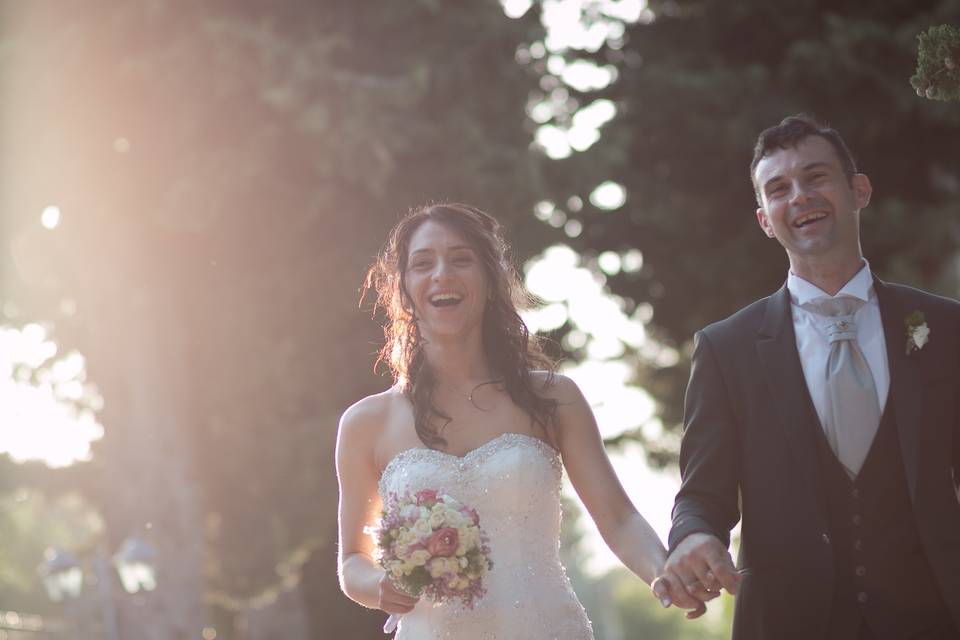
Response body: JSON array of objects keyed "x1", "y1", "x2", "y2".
[
  {"x1": 651, "y1": 573, "x2": 710, "y2": 619},
  {"x1": 378, "y1": 573, "x2": 420, "y2": 614}
]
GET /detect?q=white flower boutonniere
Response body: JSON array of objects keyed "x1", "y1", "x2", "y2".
[{"x1": 905, "y1": 310, "x2": 929, "y2": 354}]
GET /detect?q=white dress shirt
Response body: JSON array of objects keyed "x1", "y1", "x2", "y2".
[{"x1": 787, "y1": 262, "x2": 890, "y2": 430}]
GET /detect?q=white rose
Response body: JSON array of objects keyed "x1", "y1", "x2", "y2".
[
  {"x1": 913, "y1": 324, "x2": 930, "y2": 348},
  {"x1": 428, "y1": 557, "x2": 450, "y2": 578},
  {"x1": 413, "y1": 518, "x2": 433, "y2": 537},
  {"x1": 397, "y1": 530, "x2": 417, "y2": 547},
  {"x1": 461, "y1": 526, "x2": 480, "y2": 548},
  {"x1": 439, "y1": 494, "x2": 460, "y2": 508},
  {"x1": 409, "y1": 549, "x2": 431, "y2": 567}
]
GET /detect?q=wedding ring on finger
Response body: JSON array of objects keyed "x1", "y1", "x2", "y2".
[{"x1": 687, "y1": 580, "x2": 719, "y2": 595}]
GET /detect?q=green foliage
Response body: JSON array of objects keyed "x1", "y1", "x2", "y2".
[
  {"x1": 1, "y1": 0, "x2": 550, "y2": 635},
  {"x1": 543, "y1": 0, "x2": 960, "y2": 461},
  {"x1": 605, "y1": 567, "x2": 733, "y2": 640},
  {"x1": 911, "y1": 24, "x2": 960, "y2": 100},
  {"x1": 0, "y1": 490, "x2": 102, "y2": 613}
]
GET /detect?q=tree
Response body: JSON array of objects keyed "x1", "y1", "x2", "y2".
[
  {"x1": 0, "y1": 1, "x2": 551, "y2": 637},
  {"x1": 912, "y1": 24, "x2": 960, "y2": 100},
  {"x1": 539, "y1": 0, "x2": 960, "y2": 461}
]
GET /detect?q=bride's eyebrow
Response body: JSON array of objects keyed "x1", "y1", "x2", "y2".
[{"x1": 410, "y1": 245, "x2": 474, "y2": 256}]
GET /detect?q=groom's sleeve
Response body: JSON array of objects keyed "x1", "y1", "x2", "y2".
[
  {"x1": 668, "y1": 329, "x2": 742, "y2": 554},
  {"x1": 954, "y1": 308, "x2": 960, "y2": 494}
]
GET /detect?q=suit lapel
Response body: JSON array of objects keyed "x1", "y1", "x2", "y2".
[
  {"x1": 755, "y1": 283, "x2": 824, "y2": 499},
  {"x1": 874, "y1": 277, "x2": 921, "y2": 502}
]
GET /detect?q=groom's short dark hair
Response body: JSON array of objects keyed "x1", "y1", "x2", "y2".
[{"x1": 750, "y1": 114, "x2": 858, "y2": 203}]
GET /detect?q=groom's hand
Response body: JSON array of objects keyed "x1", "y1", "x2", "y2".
[{"x1": 662, "y1": 532, "x2": 741, "y2": 616}]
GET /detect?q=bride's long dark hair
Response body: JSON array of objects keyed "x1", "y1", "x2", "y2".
[{"x1": 362, "y1": 203, "x2": 557, "y2": 449}]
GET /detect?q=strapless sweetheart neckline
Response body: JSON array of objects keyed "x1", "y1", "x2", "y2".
[{"x1": 380, "y1": 431, "x2": 558, "y2": 483}]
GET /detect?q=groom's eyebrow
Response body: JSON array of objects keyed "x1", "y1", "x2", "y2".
[{"x1": 762, "y1": 162, "x2": 833, "y2": 192}]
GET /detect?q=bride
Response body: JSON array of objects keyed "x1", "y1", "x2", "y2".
[{"x1": 336, "y1": 203, "x2": 695, "y2": 638}]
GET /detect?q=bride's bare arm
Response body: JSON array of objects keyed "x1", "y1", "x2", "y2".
[
  {"x1": 336, "y1": 396, "x2": 418, "y2": 614},
  {"x1": 546, "y1": 374, "x2": 701, "y2": 610}
]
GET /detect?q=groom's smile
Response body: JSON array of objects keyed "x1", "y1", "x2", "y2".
[{"x1": 792, "y1": 209, "x2": 828, "y2": 228}]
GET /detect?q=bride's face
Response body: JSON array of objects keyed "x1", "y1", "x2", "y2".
[{"x1": 403, "y1": 220, "x2": 489, "y2": 341}]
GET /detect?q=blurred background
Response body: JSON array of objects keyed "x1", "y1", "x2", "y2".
[{"x1": 1, "y1": 0, "x2": 958, "y2": 638}]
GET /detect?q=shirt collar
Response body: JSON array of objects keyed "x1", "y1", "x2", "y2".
[{"x1": 787, "y1": 260, "x2": 874, "y2": 306}]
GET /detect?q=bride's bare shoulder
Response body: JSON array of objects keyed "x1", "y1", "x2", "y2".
[
  {"x1": 337, "y1": 387, "x2": 408, "y2": 448},
  {"x1": 529, "y1": 370, "x2": 583, "y2": 404}
]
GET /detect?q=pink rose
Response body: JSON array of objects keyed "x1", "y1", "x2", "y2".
[
  {"x1": 463, "y1": 507, "x2": 480, "y2": 525},
  {"x1": 426, "y1": 527, "x2": 459, "y2": 557},
  {"x1": 415, "y1": 489, "x2": 438, "y2": 505}
]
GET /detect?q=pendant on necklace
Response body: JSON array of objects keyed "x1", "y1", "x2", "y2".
[{"x1": 467, "y1": 378, "x2": 501, "y2": 409}]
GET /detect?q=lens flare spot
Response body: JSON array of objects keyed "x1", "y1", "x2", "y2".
[{"x1": 41, "y1": 206, "x2": 61, "y2": 229}]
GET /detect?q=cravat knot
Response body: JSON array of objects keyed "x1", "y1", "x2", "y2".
[
  {"x1": 825, "y1": 315, "x2": 857, "y2": 344},
  {"x1": 804, "y1": 295, "x2": 866, "y2": 345}
]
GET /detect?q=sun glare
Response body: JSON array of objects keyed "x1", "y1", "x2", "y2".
[
  {"x1": 0, "y1": 324, "x2": 105, "y2": 467},
  {"x1": 41, "y1": 206, "x2": 61, "y2": 230}
]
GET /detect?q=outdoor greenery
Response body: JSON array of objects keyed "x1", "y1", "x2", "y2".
[
  {"x1": 1, "y1": 1, "x2": 956, "y2": 638},
  {"x1": 912, "y1": 24, "x2": 960, "y2": 100},
  {"x1": 543, "y1": 0, "x2": 960, "y2": 461}
]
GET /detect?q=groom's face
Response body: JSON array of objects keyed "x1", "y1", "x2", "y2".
[{"x1": 752, "y1": 135, "x2": 871, "y2": 265}]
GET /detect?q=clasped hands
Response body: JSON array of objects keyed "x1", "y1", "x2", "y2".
[{"x1": 650, "y1": 532, "x2": 743, "y2": 619}]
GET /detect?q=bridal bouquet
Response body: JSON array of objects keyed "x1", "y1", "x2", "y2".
[{"x1": 371, "y1": 488, "x2": 493, "y2": 632}]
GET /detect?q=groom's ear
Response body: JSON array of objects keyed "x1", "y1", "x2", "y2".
[
  {"x1": 851, "y1": 173, "x2": 872, "y2": 210},
  {"x1": 756, "y1": 208, "x2": 775, "y2": 238}
]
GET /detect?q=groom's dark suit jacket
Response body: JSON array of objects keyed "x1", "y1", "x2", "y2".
[{"x1": 668, "y1": 278, "x2": 960, "y2": 639}]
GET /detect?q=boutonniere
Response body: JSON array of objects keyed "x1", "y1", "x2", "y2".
[{"x1": 904, "y1": 310, "x2": 929, "y2": 354}]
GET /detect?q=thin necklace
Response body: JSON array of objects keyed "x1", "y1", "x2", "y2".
[
  {"x1": 467, "y1": 378, "x2": 502, "y2": 410},
  {"x1": 437, "y1": 378, "x2": 503, "y2": 435}
]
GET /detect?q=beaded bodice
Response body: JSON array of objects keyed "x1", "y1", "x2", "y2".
[{"x1": 378, "y1": 432, "x2": 594, "y2": 639}]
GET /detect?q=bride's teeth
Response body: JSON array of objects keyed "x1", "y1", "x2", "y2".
[{"x1": 429, "y1": 293, "x2": 463, "y2": 305}]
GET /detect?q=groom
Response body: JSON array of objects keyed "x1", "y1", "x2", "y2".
[{"x1": 659, "y1": 115, "x2": 960, "y2": 639}]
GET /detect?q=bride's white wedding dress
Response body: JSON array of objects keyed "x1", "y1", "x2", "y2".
[{"x1": 378, "y1": 432, "x2": 594, "y2": 639}]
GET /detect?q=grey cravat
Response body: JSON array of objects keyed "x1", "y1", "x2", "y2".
[{"x1": 806, "y1": 296, "x2": 881, "y2": 479}]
